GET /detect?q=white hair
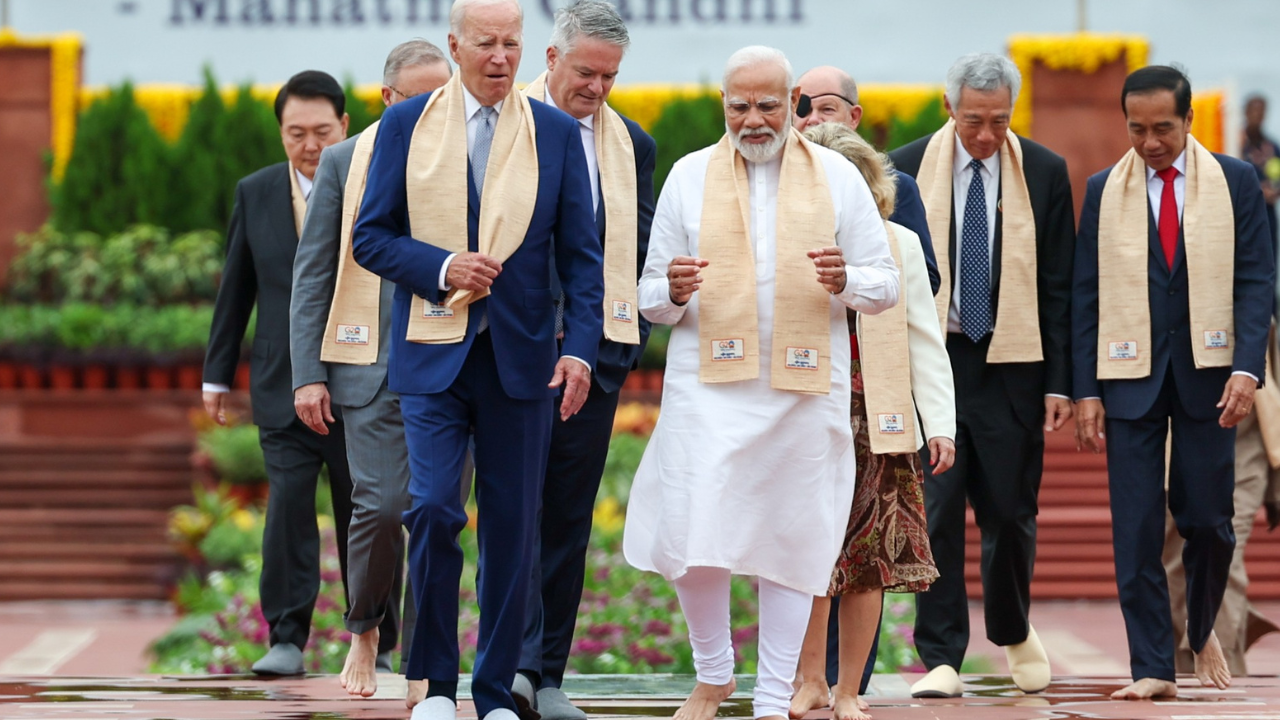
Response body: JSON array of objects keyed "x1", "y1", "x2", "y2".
[
  {"x1": 945, "y1": 52, "x2": 1021, "y2": 108},
  {"x1": 722, "y1": 45, "x2": 794, "y2": 94},
  {"x1": 449, "y1": 0, "x2": 524, "y2": 35},
  {"x1": 549, "y1": 0, "x2": 630, "y2": 54}
]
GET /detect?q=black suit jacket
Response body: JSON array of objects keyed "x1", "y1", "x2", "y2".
[
  {"x1": 891, "y1": 133, "x2": 1076, "y2": 416},
  {"x1": 204, "y1": 162, "x2": 302, "y2": 429},
  {"x1": 549, "y1": 115, "x2": 657, "y2": 395}
]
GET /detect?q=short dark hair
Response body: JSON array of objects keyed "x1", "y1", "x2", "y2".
[
  {"x1": 273, "y1": 70, "x2": 345, "y2": 124},
  {"x1": 1121, "y1": 65, "x2": 1192, "y2": 118}
]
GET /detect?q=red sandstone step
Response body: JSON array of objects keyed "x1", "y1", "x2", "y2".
[
  {"x1": 0, "y1": 470, "x2": 192, "y2": 488},
  {"x1": 0, "y1": 561, "x2": 170, "y2": 581},
  {"x1": 0, "y1": 582, "x2": 169, "y2": 601},
  {"x1": 0, "y1": 508, "x2": 171, "y2": 526},
  {"x1": 0, "y1": 488, "x2": 192, "y2": 509},
  {"x1": 0, "y1": 542, "x2": 177, "y2": 561}
]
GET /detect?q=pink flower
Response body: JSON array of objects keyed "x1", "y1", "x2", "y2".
[
  {"x1": 573, "y1": 638, "x2": 610, "y2": 655},
  {"x1": 627, "y1": 642, "x2": 673, "y2": 666},
  {"x1": 586, "y1": 622, "x2": 625, "y2": 639},
  {"x1": 643, "y1": 620, "x2": 672, "y2": 637},
  {"x1": 731, "y1": 624, "x2": 758, "y2": 643}
]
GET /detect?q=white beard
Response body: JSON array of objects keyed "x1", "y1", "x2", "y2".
[{"x1": 728, "y1": 123, "x2": 787, "y2": 164}]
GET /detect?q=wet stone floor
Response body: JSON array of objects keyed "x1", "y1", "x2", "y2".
[{"x1": 1, "y1": 674, "x2": 1279, "y2": 719}]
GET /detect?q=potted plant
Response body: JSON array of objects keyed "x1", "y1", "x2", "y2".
[
  {"x1": 0, "y1": 307, "x2": 21, "y2": 389},
  {"x1": 173, "y1": 305, "x2": 213, "y2": 390},
  {"x1": 15, "y1": 306, "x2": 57, "y2": 389},
  {"x1": 105, "y1": 305, "x2": 143, "y2": 389},
  {"x1": 55, "y1": 303, "x2": 109, "y2": 389},
  {"x1": 128, "y1": 306, "x2": 176, "y2": 389},
  {"x1": 197, "y1": 422, "x2": 268, "y2": 506}
]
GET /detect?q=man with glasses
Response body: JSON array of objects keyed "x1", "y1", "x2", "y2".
[
  {"x1": 290, "y1": 39, "x2": 451, "y2": 701},
  {"x1": 623, "y1": 45, "x2": 898, "y2": 720}
]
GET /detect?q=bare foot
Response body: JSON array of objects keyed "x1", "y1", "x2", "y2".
[
  {"x1": 831, "y1": 684, "x2": 870, "y2": 720},
  {"x1": 340, "y1": 628, "x2": 379, "y2": 697},
  {"x1": 1194, "y1": 631, "x2": 1232, "y2": 689},
  {"x1": 406, "y1": 680, "x2": 428, "y2": 710},
  {"x1": 674, "y1": 678, "x2": 736, "y2": 720},
  {"x1": 857, "y1": 697, "x2": 869, "y2": 712},
  {"x1": 1110, "y1": 678, "x2": 1178, "y2": 700},
  {"x1": 788, "y1": 679, "x2": 830, "y2": 718}
]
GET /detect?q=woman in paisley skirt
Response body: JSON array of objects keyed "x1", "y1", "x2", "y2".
[{"x1": 790, "y1": 124, "x2": 958, "y2": 720}]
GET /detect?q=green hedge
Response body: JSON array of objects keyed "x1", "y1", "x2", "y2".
[{"x1": 0, "y1": 303, "x2": 214, "y2": 363}]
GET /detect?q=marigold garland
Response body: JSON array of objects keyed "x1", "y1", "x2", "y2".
[
  {"x1": 1007, "y1": 33, "x2": 1149, "y2": 138},
  {"x1": 0, "y1": 29, "x2": 82, "y2": 180}
]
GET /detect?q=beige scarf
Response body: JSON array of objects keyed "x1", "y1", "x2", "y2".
[
  {"x1": 916, "y1": 119, "x2": 1042, "y2": 362},
  {"x1": 1096, "y1": 135, "x2": 1234, "y2": 379},
  {"x1": 319, "y1": 123, "x2": 383, "y2": 364},
  {"x1": 697, "y1": 130, "x2": 836, "y2": 395},
  {"x1": 858, "y1": 222, "x2": 918, "y2": 453},
  {"x1": 523, "y1": 73, "x2": 640, "y2": 345},
  {"x1": 287, "y1": 164, "x2": 308, "y2": 236},
  {"x1": 404, "y1": 73, "x2": 540, "y2": 344}
]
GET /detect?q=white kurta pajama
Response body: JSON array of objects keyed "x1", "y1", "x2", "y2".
[{"x1": 623, "y1": 141, "x2": 898, "y2": 718}]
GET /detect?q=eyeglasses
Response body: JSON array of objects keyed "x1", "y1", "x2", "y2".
[
  {"x1": 387, "y1": 84, "x2": 421, "y2": 100},
  {"x1": 724, "y1": 99, "x2": 786, "y2": 118}
]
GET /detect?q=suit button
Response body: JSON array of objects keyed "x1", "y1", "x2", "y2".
[
  {"x1": 1169, "y1": 329, "x2": 1176, "y2": 335},
  {"x1": 1168, "y1": 289, "x2": 1176, "y2": 295}
]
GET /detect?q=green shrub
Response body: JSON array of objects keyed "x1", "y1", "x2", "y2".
[
  {"x1": 53, "y1": 82, "x2": 172, "y2": 235},
  {"x1": 169, "y1": 68, "x2": 229, "y2": 234},
  {"x1": 219, "y1": 84, "x2": 287, "y2": 220},
  {"x1": 54, "y1": 303, "x2": 109, "y2": 354},
  {"x1": 198, "y1": 424, "x2": 267, "y2": 485},
  {"x1": 885, "y1": 96, "x2": 949, "y2": 152},
  {"x1": 344, "y1": 78, "x2": 382, "y2": 136},
  {"x1": 650, "y1": 92, "x2": 725, "y2": 194},
  {"x1": 639, "y1": 325, "x2": 670, "y2": 370}
]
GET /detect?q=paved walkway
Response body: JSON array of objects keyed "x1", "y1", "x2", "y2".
[{"x1": 3, "y1": 601, "x2": 1280, "y2": 718}]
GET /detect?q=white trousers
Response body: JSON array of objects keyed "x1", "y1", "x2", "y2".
[{"x1": 674, "y1": 566, "x2": 814, "y2": 719}]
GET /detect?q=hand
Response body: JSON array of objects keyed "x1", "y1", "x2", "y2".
[
  {"x1": 927, "y1": 437, "x2": 956, "y2": 474},
  {"x1": 667, "y1": 256, "x2": 708, "y2": 305},
  {"x1": 1044, "y1": 396, "x2": 1073, "y2": 432},
  {"x1": 808, "y1": 246, "x2": 847, "y2": 293},
  {"x1": 203, "y1": 391, "x2": 228, "y2": 426},
  {"x1": 1075, "y1": 398, "x2": 1106, "y2": 454},
  {"x1": 1266, "y1": 502, "x2": 1280, "y2": 532},
  {"x1": 446, "y1": 252, "x2": 503, "y2": 292},
  {"x1": 549, "y1": 357, "x2": 592, "y2": 421},
  {"x1": 294, "y1": 382, "x2": 334, "y2": 436},
  {"x1": 1217, "y1": 374, "x2": 1257, "y2": 428}
]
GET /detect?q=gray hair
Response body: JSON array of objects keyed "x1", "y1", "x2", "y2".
[
  {"x1": 449, "y1": 0, "x2": 523, "y2": 35},
  {"x1": 550, "y1": 0, "x2": 630, "y2": 54},
  {"x1": 945, "y1": 52, "x2": 1021, "y2": 108},
  {"x1": 383, "y1": 39, "x2": 452, "y2": 86},
  {"x1": 837, "y1": 71, "x2": 859, "y2": 106},
  {"x1": 723, "y1": 46, "x2": 794, "y2": 94}
]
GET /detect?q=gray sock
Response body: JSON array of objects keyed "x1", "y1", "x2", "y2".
[
  {"x1": 536, "y1": 687, "x2": 587, "y2": 720},
  {"x1": 250, "y1": 643, "x2": 304, "y2": 676}
]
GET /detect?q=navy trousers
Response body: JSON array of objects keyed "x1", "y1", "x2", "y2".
[
  {"x1": 520, "y1": 381, "x2": 621, "y2": 688},
  {"x1": 400, "y1": 332, "x2": 553, "y2": 717},
  {"x1": 1106, "y1": 372, "x2": 1236, "y2": 682}
]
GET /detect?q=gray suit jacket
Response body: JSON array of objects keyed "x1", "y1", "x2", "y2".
[{"x1": 290, "y1": 133, "x2": 396, "y2": 409}]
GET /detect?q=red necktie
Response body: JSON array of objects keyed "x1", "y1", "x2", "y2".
[{"x1": 1157, "y1": 166, "x2": 1180, "y2": 269}]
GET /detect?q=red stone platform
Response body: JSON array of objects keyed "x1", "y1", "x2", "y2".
[{"x1": 2, "y1": 674, "x2": 1280, "y2": 720}]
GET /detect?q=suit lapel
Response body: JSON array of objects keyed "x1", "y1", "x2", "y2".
[
  {"x1": 269, "y1": 165, "x2": 299, "y2": 258},
  {"x1": 467, "y1": 161, "x2": 481, "y2": 252},
  {"x1": 1147, "y1": 206, "x2": 1174, "y2": 278},
  {"x1": 991, "y1": 174, "x2": 1004, "y2": 312}
]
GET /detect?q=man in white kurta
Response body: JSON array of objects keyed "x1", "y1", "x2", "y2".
[{"x1": 622, "y1": 46, "x2": 899, "y2": 720}]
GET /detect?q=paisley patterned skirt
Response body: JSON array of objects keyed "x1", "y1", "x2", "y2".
[{"x1": 828, "y1": 360, "x2": 939, "y2": 595}]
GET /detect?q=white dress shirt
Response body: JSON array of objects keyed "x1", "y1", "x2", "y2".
[
  {"x1": 543, "y1": 91, "x2": 599, "y2": 211},
  {"x1": 947, "y1": 140, "x2": 999, "y2": 334}
]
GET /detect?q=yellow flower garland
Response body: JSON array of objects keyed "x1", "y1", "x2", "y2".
[
  {"x1": 0, "y1": 29, "x2": 82, "y2": 180},
  {"x1": 1007, "y1": 33, "x2": 1149, "y2": 138}
]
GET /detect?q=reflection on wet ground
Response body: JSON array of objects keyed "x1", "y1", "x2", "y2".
[{"x1": 2, "y1": 674, "x2": 1280, "y2": 719}]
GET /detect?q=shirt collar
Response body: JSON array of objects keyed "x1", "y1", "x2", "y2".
[
  {"x1": 294, "y1": 167, "x2": 313, "y2": 199},
  {"x1": 461, "y1": 84, "x2": 504, "y2": 122},
  {"x1": 543, "y1": 88, "x2": 594, "y2": 130},
  {"x1": 953, "y1": 134, "x2": 999, "y2": 177},
  {"x1": 1146, "y1": 149, "x2": 1188, "y2": 181}
]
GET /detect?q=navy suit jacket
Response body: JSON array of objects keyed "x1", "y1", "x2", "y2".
[
  {"x1": 888, "y1": 169, "x2": 941, "y2": 295},
  {"x1": 1072, "y1": 152, "x2": 1275, "y2": 421},
  {"x1": 352, "y1": 92, "x2": 604, "y2": 400},
  {"x1": 586, "y1": 115, "x2": 657, "y2": 395}
]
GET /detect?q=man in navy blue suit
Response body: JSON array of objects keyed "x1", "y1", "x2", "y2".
[
  {"x1": 1074, "y1": 65, "x2": 1275, "y2": 701},
  {"x1": 509, "y1": 3, "x2": 656, "y2": 720},
  {"x1": 351, "y1": 1, "x2": 604, "y2": 719}
]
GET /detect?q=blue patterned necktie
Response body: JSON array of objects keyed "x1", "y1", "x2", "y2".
[
  {"x1": 471, "y1": 106, "x2": 495, "y2": 333},
  {"x1": 471, "y1": 106, "x2": 495, "y2": 198},
  {"x1": 960, "y1": 158, "x2": 992, "y2": 341}
]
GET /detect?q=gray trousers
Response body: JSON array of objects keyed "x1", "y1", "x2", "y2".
[
  {"x1": 339, "y1": 383, "x2": 413, "y2": 653},
  {"x1": 340, "y1": 381, "x2": 475, "y2": 668}
]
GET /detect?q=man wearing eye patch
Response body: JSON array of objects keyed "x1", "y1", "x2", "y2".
[{"x1": 795, "y1": 66, "x2": 940, "y2": 297}]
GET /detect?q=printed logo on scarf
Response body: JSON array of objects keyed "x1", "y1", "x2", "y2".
[
  {"x1": 878, "y1": 414, "x2": 906, "y2": 434},
  {"x1": 785, "y1": 347, "x2": 820, "y2": 370},
  {"x1": 1108, "y1": 341, "x2": 1138, "y2": 361},
  {"x1": 335, "y1": 325, "x2": 370, "y2": 345},
  {"x1": 611, "y1": 300, "x2": 635, "y2": 323},
  {"x1": 711, "y1": 338, "x2": 745, "y2": 361},
  {"x1": 1204, "y1": 330, "x2": 1230, "y2": 349},
  {"x1": 423, "y1": 302, "x2": 455, "y2": 319}
]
